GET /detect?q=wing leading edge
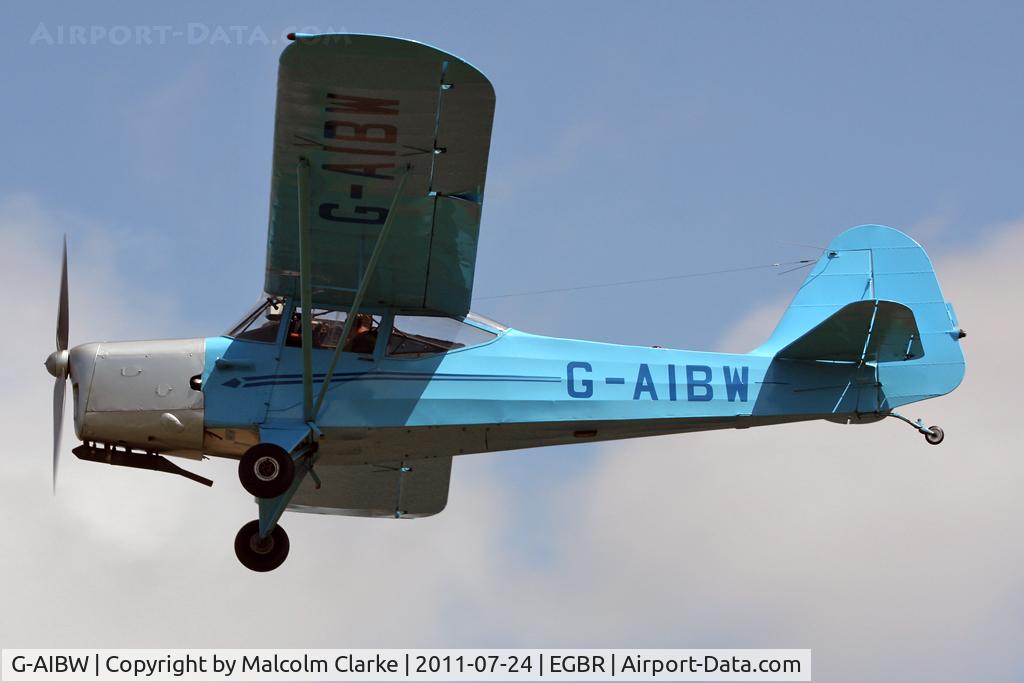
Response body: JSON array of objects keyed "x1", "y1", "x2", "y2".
[{"x1": 264, "y1": 34, "x2": 495, "y2": 316}]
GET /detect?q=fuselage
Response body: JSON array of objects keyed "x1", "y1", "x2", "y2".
[{"x1": 64, "y1": 304, "x2": 882, "y2": 467}]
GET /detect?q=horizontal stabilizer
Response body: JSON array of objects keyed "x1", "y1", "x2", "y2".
[{"x1": 776, "y1": 299, "x2": 923, "y2": 363}]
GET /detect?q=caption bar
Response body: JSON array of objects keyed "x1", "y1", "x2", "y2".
[{"x1": 2, "y1": 649, "x2": 809, "y2": 682}]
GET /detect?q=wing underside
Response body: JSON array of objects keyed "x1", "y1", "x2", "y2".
[
  {"x1": 288, "y1": 456, "x2": 452, "y2": 518},
  {"x1": 264, "y1": 34, "x2": 495, "y2": 316}
]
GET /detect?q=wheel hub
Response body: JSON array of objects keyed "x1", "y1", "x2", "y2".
[
  {"x1": 254, "y1": 455, "x2": 280, "y2": 481},
  {"x1": 249, "y1": 533, "x2": 275, "y2": 555}
]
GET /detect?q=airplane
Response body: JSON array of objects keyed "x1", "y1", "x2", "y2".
[{"x1": 43, "y1": 34, "x2": 967, "y2": 572}]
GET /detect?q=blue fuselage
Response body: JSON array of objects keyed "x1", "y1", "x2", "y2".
[{"x1": 200, "y1": 327, "x2": 872, "y2": 466}]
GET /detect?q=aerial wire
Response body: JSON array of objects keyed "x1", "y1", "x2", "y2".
[{"x1": 473, "y1": 257, "x2": 817, "y2": 301}]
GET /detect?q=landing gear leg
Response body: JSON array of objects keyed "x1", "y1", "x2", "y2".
[
  {"x1": 890, "y1": 412, "x2": 944, "y2": 445},
  {"x1": 233, "y1": 441, "x2": 318, "y2": 572}
]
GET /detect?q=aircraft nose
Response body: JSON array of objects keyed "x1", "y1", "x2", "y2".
[{"x1": 45, "y1": 349, "x2": 69, "y2": 379}]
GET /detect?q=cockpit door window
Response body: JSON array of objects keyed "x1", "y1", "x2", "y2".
[
  {"x1": 386, "y1": 315, "x2": 497, "y2": 358},
  {"x1": 285, "y1": 308, "x2": 383, "y2": 355}
]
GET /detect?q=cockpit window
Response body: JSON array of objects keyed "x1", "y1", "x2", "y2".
[
  {"x1": 228, "y1": 302, "x2": 504, "y2": 355},
  {"x1": 286, "y1": 308, "x2": 382, "y2": 354},
  {"x1": 387, "y1": 315, "x2": 497, "y2": 357},
  {"x1": 227, "y1": 299, "x2": 284, "y2": 343}
]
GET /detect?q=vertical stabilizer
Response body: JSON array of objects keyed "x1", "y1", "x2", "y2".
[{"x1": 755, "y1": 225, "x2": 965, "y2": 409}]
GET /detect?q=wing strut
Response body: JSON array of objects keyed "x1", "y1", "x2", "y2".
[
  {"x1": 310, "y1": 164, "x2": 412, "y2": 419},
  {"x1": 261, "y1": 163, "x2": 412, "y2": 542},
  {"x1": 297, "y1": 158, "x2": 315, "y2": 421}
]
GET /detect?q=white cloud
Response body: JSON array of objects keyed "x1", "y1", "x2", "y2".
[
  {"x1": 1, "y1": 198, "x2": 1021, "y2": 681},
  {"x1": 479, "y1": 222, "x2": 1024, "y2": 679}
]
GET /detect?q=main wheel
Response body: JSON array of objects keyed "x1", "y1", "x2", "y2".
[
  {"x1": 239, "y1": 443, "x2": 294, "y2": 498},
  {"x1": 924, "y1": 426, "x2": 944, "y2": 445},
  {"x1": 234, "y1": 520, "x2": 290, "y2": 572}
]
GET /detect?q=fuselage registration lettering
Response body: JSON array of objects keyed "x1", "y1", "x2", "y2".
[{"x1": 566, "y1": 361, "x2": 749, "y2": 402}]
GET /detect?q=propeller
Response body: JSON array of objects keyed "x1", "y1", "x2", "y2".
[{"x1": 45, "y1": 237, "x2": 70, "y2": 493}]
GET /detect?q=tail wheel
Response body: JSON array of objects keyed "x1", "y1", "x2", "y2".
[
  {"x1": 238, "y1": 443, "x2": 294, "y2": 498},
  {"x1": 234, "y1": 520, "x2": 289, "y2": 572},
  {"x1": 924, "y1": 426, "x2": 944, "y2": 445}
]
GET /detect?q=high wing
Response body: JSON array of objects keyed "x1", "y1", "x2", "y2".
[{"x1": 264, "y1": 34, "x2": 495, "y2": 317}]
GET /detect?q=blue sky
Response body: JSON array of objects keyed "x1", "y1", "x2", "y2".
[
  {"x1": 5, "y1": 1, "x2": 1023, "y2": 345},
  {"x1": 2, "y1": 2, "x2": 1023, "y2": 681}
]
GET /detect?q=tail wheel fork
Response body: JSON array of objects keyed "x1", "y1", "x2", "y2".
[{"x1": 890, "y1": 412, "x2": 945, "y2": 445}]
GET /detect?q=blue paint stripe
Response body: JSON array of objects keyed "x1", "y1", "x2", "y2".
[
  {"x1": 240, "y1": 370, "x2": 559, "y2": 382},
  {"x1": 240, "y1": 376, "x2": 562, "y2": 388}
]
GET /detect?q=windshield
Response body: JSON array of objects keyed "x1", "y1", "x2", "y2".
[
  {"x1": 466, "y1": 311, "x2": 508, "y2": 331},
  {"x1": 226, "y1": 298, "x2": 285, "y2": 343}
]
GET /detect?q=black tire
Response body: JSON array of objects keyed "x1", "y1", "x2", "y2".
[
  {"x1": 925, "y1": 426, "x2": 944, "y2": 445},
  {"x1": 234, "y1": 520, "x2": 290, "y2": 572},
  {"x1": 238, "y1": 443, "x2": 294, "y2": 498}
]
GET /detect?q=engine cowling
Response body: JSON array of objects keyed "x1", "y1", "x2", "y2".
[{"x1": 71, "y1": 338, "x2": 205, "y2": 456}]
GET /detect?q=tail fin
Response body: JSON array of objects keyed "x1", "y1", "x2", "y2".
[{"x1": 756, "y1": 225, "x2": 965, "y2": 409}]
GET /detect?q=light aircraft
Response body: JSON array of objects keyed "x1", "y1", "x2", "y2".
[{"x1": 44, "y1": 34, "x2": 966, "y2": 571}]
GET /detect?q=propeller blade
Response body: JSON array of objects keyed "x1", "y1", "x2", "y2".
[
  {"x1": 57, "y1": 236, "x2": 69, "y2": 352},
  {"x1": 53, "y1": 375, "x2": 66, "y2": 493}
]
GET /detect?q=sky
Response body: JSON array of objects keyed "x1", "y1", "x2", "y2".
[{"x1": 0, "y1": 1, "x2": 1022, "y2": 681}]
